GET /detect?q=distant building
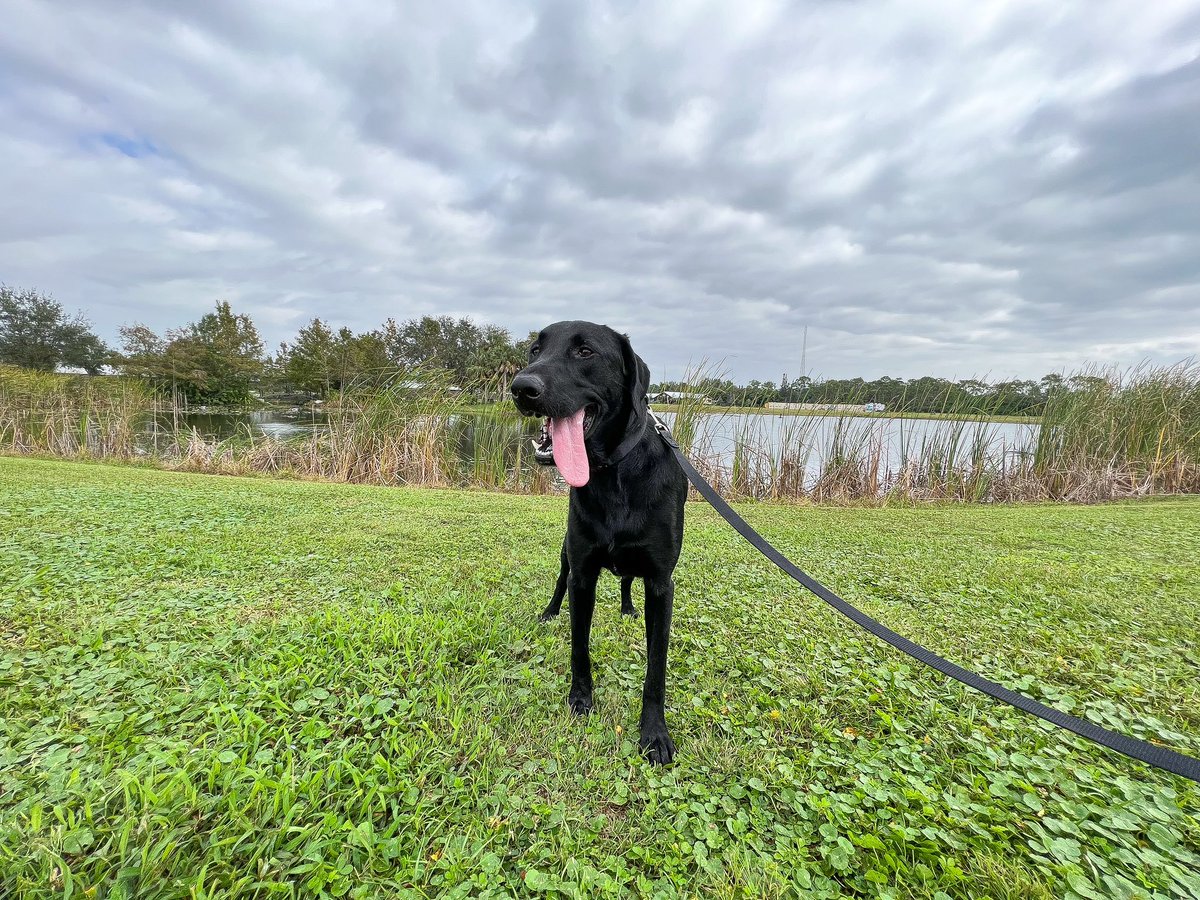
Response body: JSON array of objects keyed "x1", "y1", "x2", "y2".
[
  {"x1": 397, "y1": 380, "x2": 463, "y2": 394},
  {"x1": 764, "y1": 401, "x2": 886, "y2": 413},
  {"x1": 652, "y1": 391, "x2": 712, "y2": 405},
  {"x1": 54, "y1": 365, "x2": 118, "y2": 376}
]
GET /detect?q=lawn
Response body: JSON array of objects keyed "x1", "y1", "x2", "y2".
[{"x1": 1, "y1": 457, "x2": 1197, "y2": 899}]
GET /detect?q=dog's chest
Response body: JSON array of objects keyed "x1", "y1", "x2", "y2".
[
  {"x1": 570, "y1": 480, "x2": 677, "y2": 579},
  {"x1": 573, "y1": 512, "x2": 652, "y2": 577},
  {"x1": 604, "y1": 544, "x2": 651, "y2": 578},
  {"x1": 603, "y1": 514, "x2": 659, "y2": 577}
]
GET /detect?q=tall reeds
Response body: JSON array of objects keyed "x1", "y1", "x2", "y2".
[
  {"x1": 1, "y1": 361, "x2": 1197, "y2": 504},
  {"x1": 171, "y1": 370, "x2": 464, "y2": 486},
  {"x1": 154, "y1": 369, "x2": 561, "y2": 491},
  {"x1": 0, "y1": 366, "x2": 154, "y2": 458},
  {"x1": 1032, "y1": 361, "x2": 1200, "y2": 499}
]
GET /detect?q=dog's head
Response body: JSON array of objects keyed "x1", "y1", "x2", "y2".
[{"x1": 510, "y1": 320, "x2": 650, "y2": 487}]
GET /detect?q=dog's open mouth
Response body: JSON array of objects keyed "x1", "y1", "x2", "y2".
[{"x1": 532, "y1": 404, "x2": 596, "y2": 487}]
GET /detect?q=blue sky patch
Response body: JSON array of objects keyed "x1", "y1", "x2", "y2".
[{"x1": 83, "y1": 131, "x2": 161, "y2": 159}]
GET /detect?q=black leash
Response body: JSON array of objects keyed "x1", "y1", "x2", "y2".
[{"x1": 649, "y1": 414, "x2": 1200, "y2": 784}]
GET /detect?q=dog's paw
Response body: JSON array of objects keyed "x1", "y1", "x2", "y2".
[
  {"x1": 620, "y1": 605, "x2": 638, "y2": 618},
  {"x1": 639, "y1": 722, "x2": 676, "y2": 765},
  {"x1": 538, "y1": 606, "x2": 561, "y2": 623},
  {"x1": 567, "y1": 690, "x2": 594, "y2": 716}
]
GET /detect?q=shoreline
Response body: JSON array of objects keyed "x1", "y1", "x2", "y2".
[{"x1": 455, "y1": 402, "x2": 1043, "y2": 425}]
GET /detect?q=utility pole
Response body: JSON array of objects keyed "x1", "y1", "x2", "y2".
[{"x1": 800, "y1": 326, "x2": 808, "y2": 378}]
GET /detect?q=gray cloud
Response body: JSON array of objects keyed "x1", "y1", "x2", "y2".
[{"x1": 1, "y1": 0, "x2": 1198, "y2": 381}]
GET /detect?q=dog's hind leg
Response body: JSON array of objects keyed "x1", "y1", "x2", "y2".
[
  {"x1": 638, "y1": 575, "x2": 676, "y2": 764},
  {"x1": 620, "y1": 577, "x2": 637, "y2": 617},
  {"x1": 540, "y1": 541, "x2": 569, "y2": 622}
]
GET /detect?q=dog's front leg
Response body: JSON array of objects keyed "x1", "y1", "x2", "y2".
[
  {"x1": 567, "y1": 562, "x2": 599, "y2": 715},
  {"x1": 639, "y1": 575, "x2": 676, "y2": 764}
]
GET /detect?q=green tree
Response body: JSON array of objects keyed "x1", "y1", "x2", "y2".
[
  {"x1": 377, "y1": 315, "x2": 526, "y2": 398},
  {"x1": 280, "y1": 320, "x2": 392, "y2": 396},
  {"x1": 281, "y1": 318, "x2": 337, "y2": 395},
  {"x1": 116, "y1": 323, "x2": 168, "y2": 379},
  {"x1": 333, "y1": 327, "x2": 390, "y2": 391},
  {"x1": 379, "y1": 315, "x2": 484, "y2": 385},
  {"x1": 956, "y1": 379, "x2": 990, "y2": 397},
  {"x1": 740, "y1": 380, "x2": 777, "y2": 407},
  {"x1": 0, "y1": 284, "x2": 109, "y2": 373},
  {"x1": 166, "y1": 301, "x2": 265, "y2": 405},
  {"x1": 116, "y1": 322, "x2": 203, "y2": 407},
  {"x1": 467, "y1": 325, "x2": 526, "y2": 401}
]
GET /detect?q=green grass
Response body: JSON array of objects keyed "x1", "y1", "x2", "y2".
[{"x1": 1, "y1": 458, "x2": 1197, "y2": 899}]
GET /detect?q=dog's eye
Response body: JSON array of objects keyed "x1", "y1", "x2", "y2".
[
  {"x1": 577, "y1": 346, "x2": 594, "y2": 358},
  {"x1": 530, "y1": 346, "x2": 540, "y2": 357}
]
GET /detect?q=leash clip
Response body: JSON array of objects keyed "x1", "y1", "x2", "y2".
[{"x1": 645, "y1": 400, "x2": 679, "y2": 449}]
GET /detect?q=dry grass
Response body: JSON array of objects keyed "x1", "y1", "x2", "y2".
[{"x1": 2, "y1": 360, "x2": 1197, "y2": 504}]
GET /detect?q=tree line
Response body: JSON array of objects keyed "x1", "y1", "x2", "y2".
[
  {"x1": 654, "y1": 372, "x2": 1100, "y2": 417},
  {"x1": 3, "y1": 283, "x2": 1086, "y2": 415},
  {"x1": 2, "y1": 285, "x2": 530, "y2": 406}
]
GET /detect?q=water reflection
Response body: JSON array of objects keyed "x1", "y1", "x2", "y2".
[{"x1": 162, "y1": 408, "x2": 331, "y2": 440}]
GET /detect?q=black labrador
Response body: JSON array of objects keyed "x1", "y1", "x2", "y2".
[{"x1": 511, "y1": 320, "x2": 687, "y2": 764}]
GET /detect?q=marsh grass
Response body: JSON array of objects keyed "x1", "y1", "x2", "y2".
[
  {"x1": 460, "y1": 411, "x2": 556, "y2": 493},
  {"x1": 1032, "y1": 361, "x2": 1200, "y2": 500},
  {"x1": 0, "y1": 366, "x2": 154, "y2": 458},
  {"x1": 321, "y1": 375, "x2": 460, "y2": 486},
  {"x1": 1, "y1": 361, "x2": 1197, "y2": 503},
  {"x1": 158, "y1": 373, "x2": 564, "y2": 493}
]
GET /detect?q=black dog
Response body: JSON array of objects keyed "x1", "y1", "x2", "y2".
[{"x1": 511, "y1": 321, "x2": 687, "y2": 764}]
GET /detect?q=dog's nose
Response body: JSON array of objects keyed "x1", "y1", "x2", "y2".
[{"x1": 511, "y1": 373, "x2": 545, "y2": 403}]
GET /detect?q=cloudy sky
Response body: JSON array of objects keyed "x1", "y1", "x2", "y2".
[{"x1": 2, "y1": 1, "x2": 1198, "y2": 382}]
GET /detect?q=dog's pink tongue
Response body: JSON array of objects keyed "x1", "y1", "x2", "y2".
[{"x1": 550, "y1": 408, "x2": 589, "y2": 487}]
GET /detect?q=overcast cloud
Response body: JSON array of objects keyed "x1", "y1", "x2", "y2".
[{"x1": 1, "y1": 0, "x2": 1198, "y2": 381}]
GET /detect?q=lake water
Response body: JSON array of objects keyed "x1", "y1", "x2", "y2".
[
  {"x1": 165, "y1": 407, "x2": 1040, "y2": 482},
  {"x1": 670, "y1": 410, "x2": 1039, "y2": 469},
  {"x1": 164, "y1": 407, "x2": 332, "y2": 441}
]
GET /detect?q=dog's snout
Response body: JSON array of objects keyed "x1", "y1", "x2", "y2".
[{"x1": 511, "y1": 372, "x2": 545, "y2": 403}]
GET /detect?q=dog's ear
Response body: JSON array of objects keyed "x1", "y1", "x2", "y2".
[{"x1": 617, "y1": 331, "x2": 651, "y2": 411}]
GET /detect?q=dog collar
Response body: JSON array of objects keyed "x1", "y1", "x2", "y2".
[{"x1": 592, "y1": 402, "x2": 650, "y2": 470}]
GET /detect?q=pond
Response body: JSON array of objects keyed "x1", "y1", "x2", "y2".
[
  {"x1": 158, "y1": 407, "x2": 332, "y2": 441},
  {"x1": 673, "y1": 409, "x2": 1040, "y2": 469}
]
